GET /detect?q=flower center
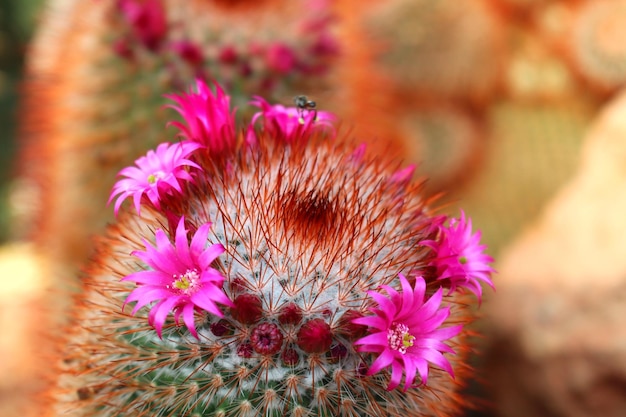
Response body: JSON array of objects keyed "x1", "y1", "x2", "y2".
[
  {"x1": 459, "y1": 256, "x2": 468, "y2": 265},
  {"x1": 147, "y1": 170, "x2": 166, "y2": 184},
  {"x1": 170, "y1": 269, "x2": 200, "y2": 295},
  {"x1": 388, "y1": 322, "x2": 415, "y2": 354},
  {"x1": 250, "y1": 322, "x2": 284, "y2": 355}
]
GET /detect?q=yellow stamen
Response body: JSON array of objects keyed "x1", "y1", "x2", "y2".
[
  {"x1": 402, "y1": 333, "x2": 415, "y2": 349},
  {"x1": 169, "y1": 270, "x2": 200, "y2": 294},
  {"x1": 388, "y1": 322, "x2": 415, "y2": 354},
  {"x1": 173, "y1": 276, "x2": 191, "y2": 290}
]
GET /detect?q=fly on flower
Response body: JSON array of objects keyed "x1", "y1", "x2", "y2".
[
  {"x1": 293, "y1": 94, "x2": 317, "y2": 124},
  {"x1": 249, "y1": 95, "x2": 336, "y2": 144}
]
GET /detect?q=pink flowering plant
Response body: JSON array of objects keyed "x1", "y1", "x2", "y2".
[
  {"x1": 117, "y1": 0, "x2": 167, "y2": 51},
  {"x1": 86, "y1": 80, "x2": 496, "y2": 415},
  {"x1": 249, "y1": 95, "x2": 336, "y2": 143},
  {"x1": 424, "y1": 210, "x2": 496, "y2": 300},
  {"x1": 353, "y1": 274, "x2": 462, "y2": 391},
  {"x1": 112, "y1": 0, "x2": 340, "y2": 100},
  {"x1": 123, "y1": 216, "x2": 233, "y2": 338},
  {"x1": 165, "y1": 80, "x2": 237, "y2": 155},
  {"x1": 108, "y1": 141, "x2": 201, "y2": 215}
]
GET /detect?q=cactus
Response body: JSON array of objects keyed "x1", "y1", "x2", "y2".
[
  {"x1": 356, "y1": 0, "x2": 505, "y2": 103},
  {"x1": 44, "y1": 80, "x2": 494, "y2": 416},
  {"x1": 564, "y1": 0, "x2": 626, "y2": 94},
  {"x1": 20, "y1": 0, "x2": 340, "y2": 287},
  {"x1": 331, "y1": 0, "x2": 504, "y2": 196}
]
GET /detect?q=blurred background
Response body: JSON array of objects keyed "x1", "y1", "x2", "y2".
[
  {"x1": 0, "y1": 0, "x2": 45, "y2": 412},
  {"x1": 2, "y1": 0, "x2": 626, "y2": 416},
  {"x1": 0, "y1": 0, "x2": 43, "y2": 242}
]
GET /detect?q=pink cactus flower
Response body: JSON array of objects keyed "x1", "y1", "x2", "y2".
[
  {"x1": 389, "y1": 164, "x2": 417, "y2": 186},
  {"x1": 249, "y1": 96, "x2": 335, "y2": 143},
  {"x1": 118, "y1": 0, "x2": 167, "y2": 51},
  {"x1": 265, "y1": 42, "x2": 297, "y2": 74},
  {"x1": 122, "y1": 217, "x2": 233, "y2": 338},
  {"x1": 424, "y1": 211, "x2": 495, "y2": 300},
  {"x1": 353, "y1": 274, "x2": 462, "y2": 391},
  {"x1": 166, "y1": 79, "x2": 237, "y2": 155},
  {"x1": 109, "y1": 141, "x2": 202, "y2": 215}
]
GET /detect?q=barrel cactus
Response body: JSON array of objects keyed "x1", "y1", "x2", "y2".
[{"x1": 46, "y1": 80, "x2": 494, "y2": 416}]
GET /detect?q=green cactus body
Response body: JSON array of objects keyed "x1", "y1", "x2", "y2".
[{"x1": 48, "y1": 129, "x2": 474, "y2": 416}]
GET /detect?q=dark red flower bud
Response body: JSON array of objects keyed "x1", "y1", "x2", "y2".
[
  {"x1": 229, "y1": 277, "x2": 248, "y2": 293},
  {"x1": 237, "y1": 342, "x2": 253, "y2": 358},
  {"x1": 329, "y1": 343, "x2": 348, "y2": 362},
  {"x1": 281, "y1": 347, "x2": 299, "y2": 366},
  {"x1": 296, "y1": 318, "x2": 332, "y2": 354},
  {"x1": 210, "y1": 319, "x2": 233, "y2": 337},
  {"x1": 218, "y1": 45, "x2": 238, "y2": 64},
  {"x1": 231, "y1": 293, "x2": 263, "y2": 324},
  {"x1": 277, "y1": 303, "x2": 302, "y2": 325},
  {"x1": 250, "y1": 322, "x2": 284, "y2": 355},
  {"x1": 171, "y1": 40, "x2": 203, "y2": 67},
  {"x1": 335, "y1": 309, "x2": 368, "y2": 340},
  {"x1": 356, "y1": 361, "x2": 368, "y2": 377}
]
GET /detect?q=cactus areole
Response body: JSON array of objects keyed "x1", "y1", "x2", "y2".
[{"x1": 53, "y1": 80, "x2": 494, "y2": 417}]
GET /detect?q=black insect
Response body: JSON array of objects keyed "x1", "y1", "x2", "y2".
[{"x1": 293, "y1": 95, "x2": 317, "y2": 123}]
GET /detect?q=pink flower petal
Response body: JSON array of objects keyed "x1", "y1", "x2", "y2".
[
  {"x1": 353, "y1": 331, "x2": 388, "y2": 347},
  {"x1": 165, "y1": 79, "x2": 237, "y2": 155},
  {"x1": 197, "y1": 243, "x2": 224, "y2": 270},
  {"x1": 149, "y1": 296, "x2": 181, "y2": 338},
  {"x1": 423, "y1": 211, "x2": 495, "y2": 300},
  {"x1": 190, "y1": 223, "x2": 212, "y2": 257},
  {"x1": 250, "y1": 96, "x2": 336, "y2": 144},
  {"x1": 122, "y1": 270, "x2": 169, "y2": 285},
  {"x1": 190, "y1": 289, "x2": 225, "y2": 317},
  {"x1": 401, "y1": 354, "x2": 418, "y2": 391},
  {"x1": 126, "y1": 287, "x2": 171, "y2": 315},
  {"x1": 353, "y1": 275, "x2": 460, "y2": 391},
  {"x1": 388, "y1": 361, "x2": 404, "y2": 391},
  {"x1": 367, "y1": 349, "x2": 395, "y2": 375},
  {"x1": 122, "y1": 217, "x2": 231, "y2": 339},
  {"x1": 181, "y1": 303, "x2": 198, "y2": 339},
  {"x1": 108, "y1": 141, "x2": 201, "y2": 216}
]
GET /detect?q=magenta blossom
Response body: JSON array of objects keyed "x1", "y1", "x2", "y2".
[
  {"x1": 108, "y1": 141, "x2": 201, "y2": 215},
  {"x1": 117, "y1": 0, "x2": 167, "y2": 51},
  {"x1": 123, "y1": 217, "x2": 233, "y2": 338},
  {"x1": 265, "y1": 42, "x2": 297, "y2": 74},
  {"x1": 166, "y1": 79, "x2": 237, "y2": 155},
  {"x1": 389, "y1": 164, "x2": 416, "y2": 186},
  {"x1": 424, "y1": 211, "x2": 495, "y2": 300},
  {"x1": 249, "y1": 96, "x2": 336, "y2": 143},
  {"x1": 352, "y1": 274, "x2": 461, "y2": 391}
]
